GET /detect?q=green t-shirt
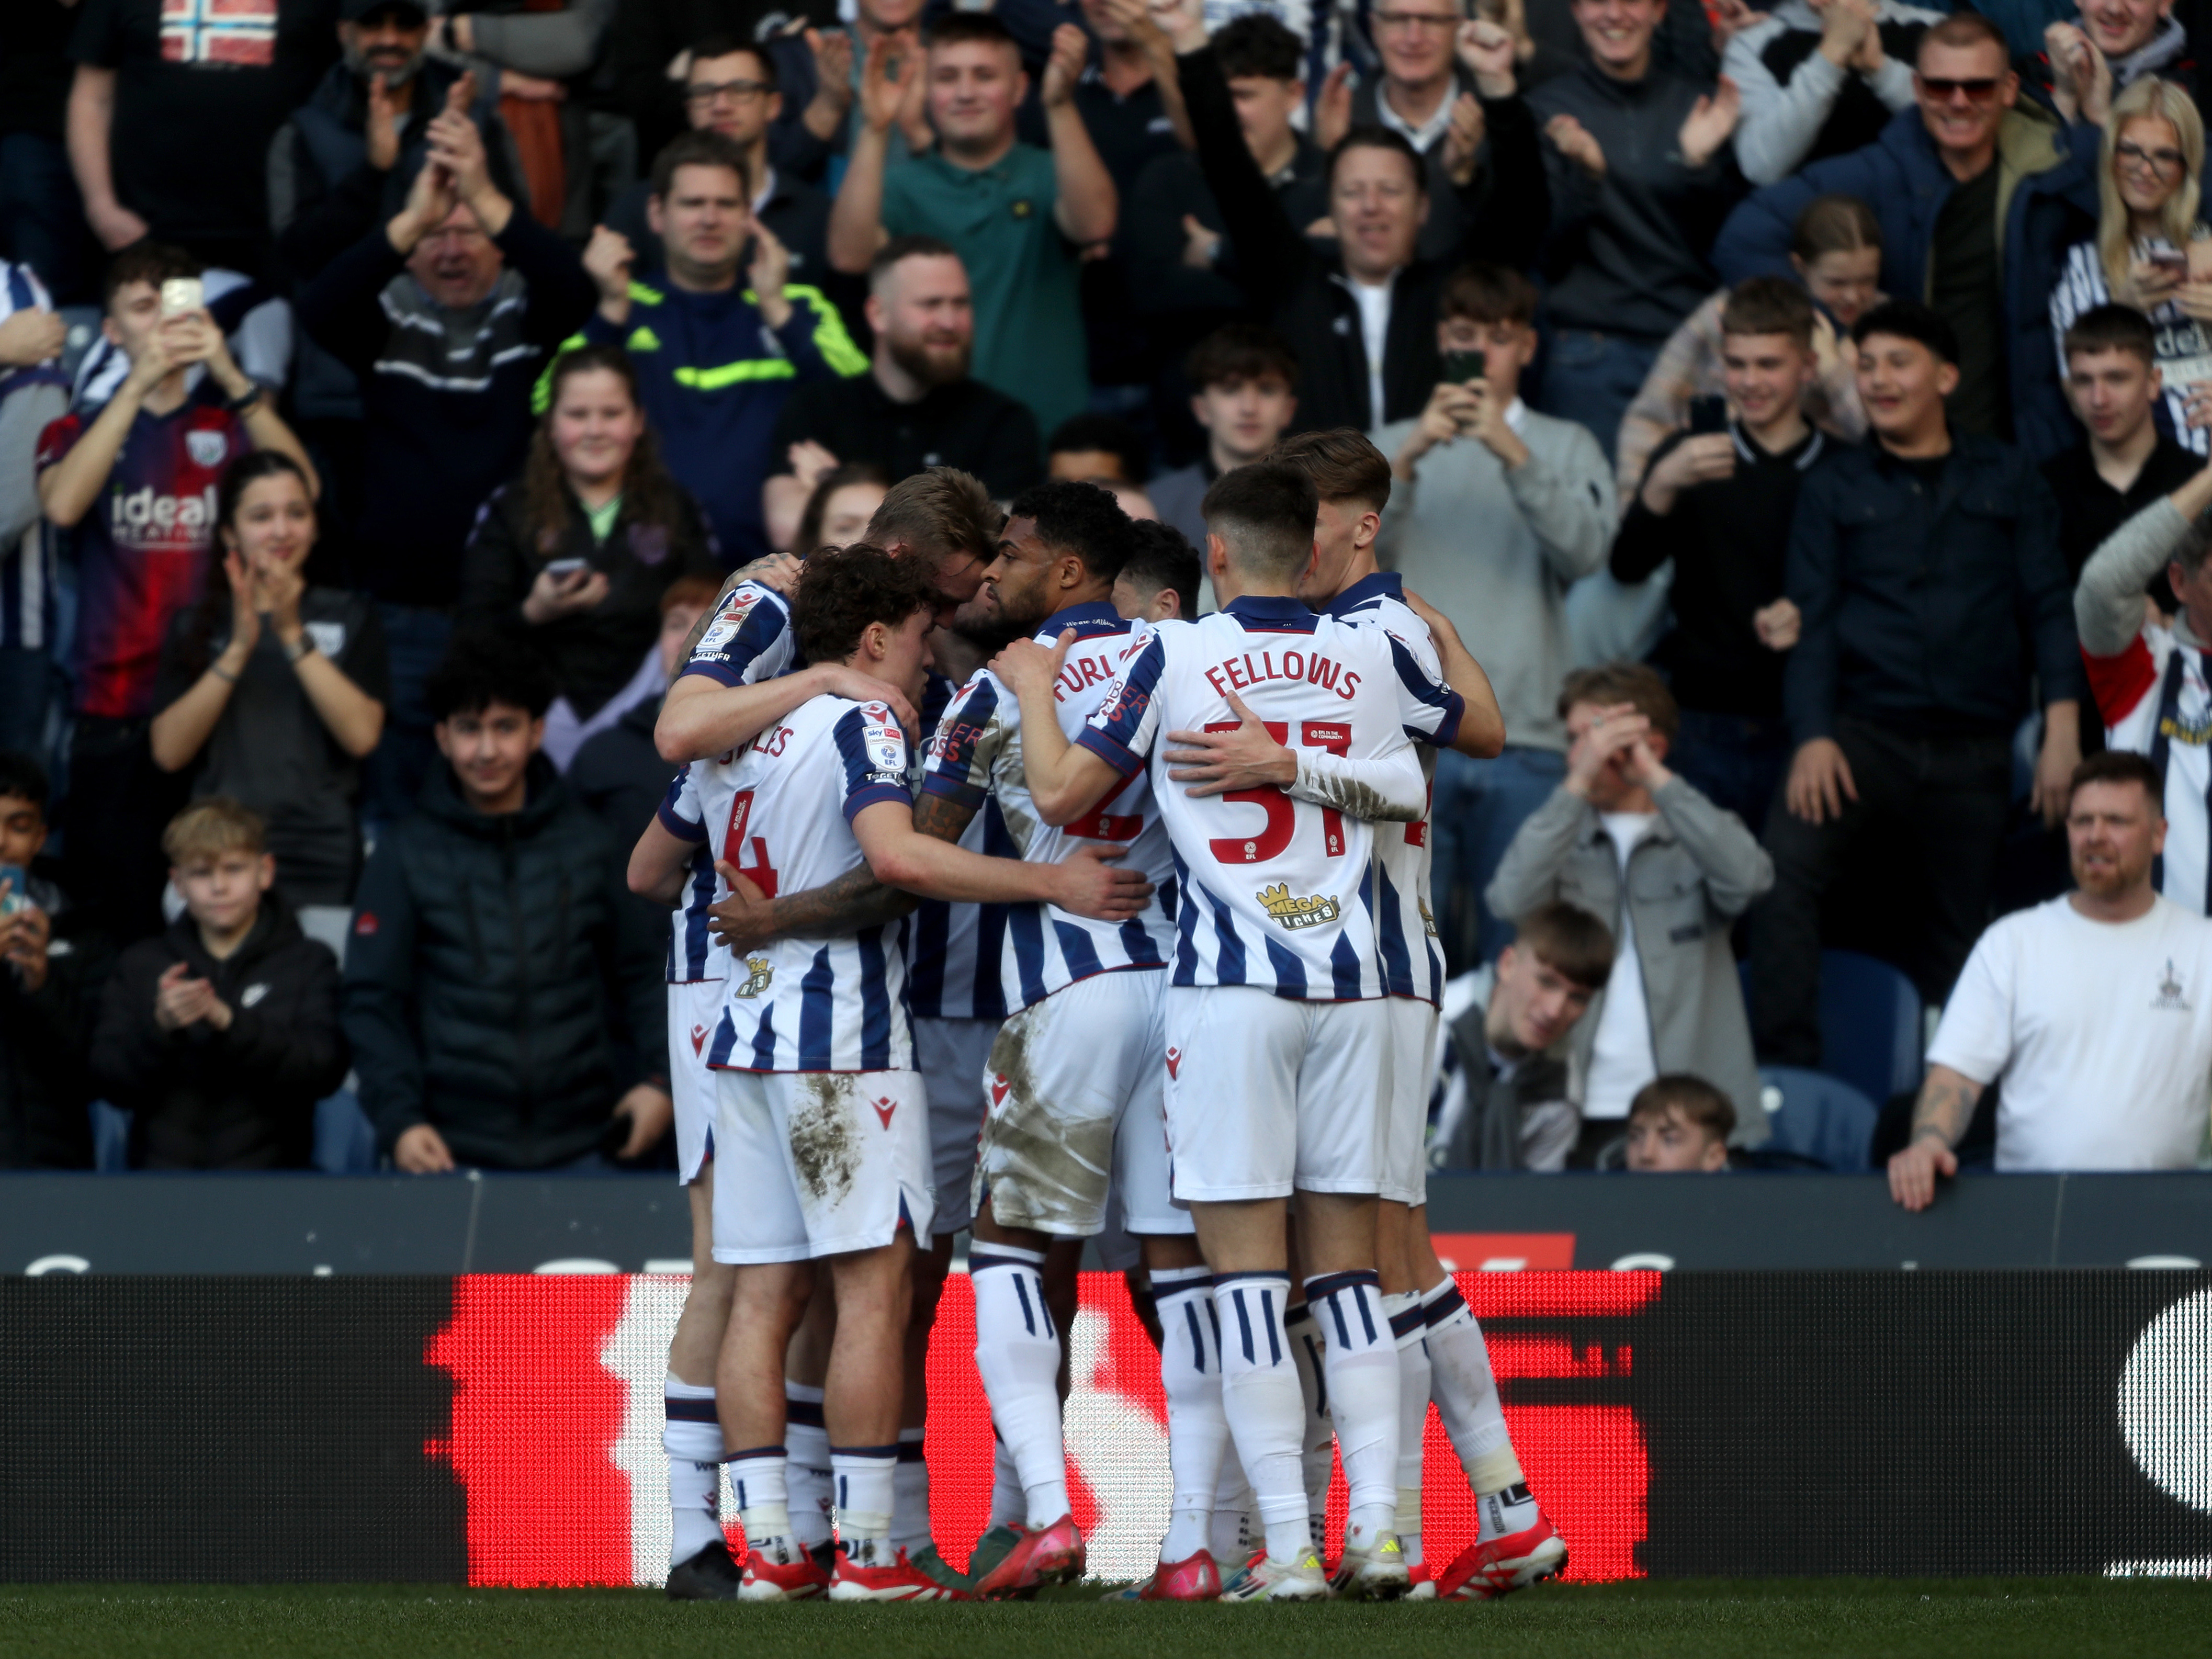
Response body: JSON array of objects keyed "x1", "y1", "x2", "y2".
[
  {"x1": 583, "y1": 493, "x2": 623, "y2": 545},
  {"x1": 881, "y1": 143, "x2": 1087, "y2": 447}
]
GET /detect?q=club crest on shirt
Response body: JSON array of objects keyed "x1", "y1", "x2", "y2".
[
  {"x1": 1259, "y1": 883, "x2": 1340, "y2": 930},
  {"x1": 185, "y1": 428, "x2": 230, "y2": 469},
  {"x1": 2153, "y1": 958, "x2": 2192, "y2": 1011},
  {"x1": 1418, "y1": 898, "x2": 1438, "y2": 938},
  {"x1": 735, "y1": 956, "x2": 774, "y2": 999},
  {"x1": 2157, "y1": 708, "x2": 2212, "y2": 747}
]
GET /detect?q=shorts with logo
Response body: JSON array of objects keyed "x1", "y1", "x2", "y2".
[
  {"x1": 1163, "y1": 986, "x2": 1393, "y2": 1201},
  {"x1": 973, "y1": 968, "x2": 1190, "y2": 1239},
  {"x1": 710, "y1": 1068, "x2": 933, "y2": 1264},
  {"x1": 915, "y1": 1015, "x2": 997, "y2": 1234},
  {"x1": 1382, "y1": 996, "x2": 1439, "y2": 1206},
  {"x1": 668, "y1": 979, "x2": 726, "y2": 1184}
]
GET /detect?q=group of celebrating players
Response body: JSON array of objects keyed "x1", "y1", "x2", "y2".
[{"x1": 625, "y1": 432, "x2": 1566, "y2": 1603}]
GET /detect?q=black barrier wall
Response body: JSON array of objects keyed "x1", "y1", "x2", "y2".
[{"x1": 5, "y1": 1273, "x2": 2212, "y2": 1582}]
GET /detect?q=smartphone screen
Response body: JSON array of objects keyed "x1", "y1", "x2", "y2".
[
  {"x1": 1688, "y1": 394, "x2": 1729, "y2": 435},
  {"x1": 1441, "y1": 349, "x2": 1487, "y2": 386},
  {"x1": 543, "y1": 557, "x2": 590, "y2": 578},
  {"x1": 159, "y1": 277, "x2": 204, "y2": 317}
]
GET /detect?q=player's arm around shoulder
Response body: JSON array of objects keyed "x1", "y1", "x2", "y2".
[{"x1": 990, "y1": 626, "x2": 1137, "y2": 827}]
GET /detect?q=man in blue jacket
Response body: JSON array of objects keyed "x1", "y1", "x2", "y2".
[
  {"x1": 578, "y1": 129, "x2": 866, "y2": 565},
  {"x1": 1713, "y1": 12, "x2": 2098, "y2": 462},
  {"x1": 1750, "y1": 299, "x2": 2086, "y2": 1067}
]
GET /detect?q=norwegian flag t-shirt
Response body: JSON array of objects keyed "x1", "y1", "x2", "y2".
[
  {"x1": 37, "y1": 389, "x2": 248, "y2": 720},
  {"x1": 69, "y1": 0, "x2": 336, "y2": 245}
]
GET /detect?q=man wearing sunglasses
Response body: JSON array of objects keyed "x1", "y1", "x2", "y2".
[{"x1": 1716, "y1": 10, "x2": 2101, "y2": 464}]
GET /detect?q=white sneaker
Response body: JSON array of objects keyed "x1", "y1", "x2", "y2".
[
  {"x1": 1218, "y1": 1548, "x2": 1330, "y2": 1602},
  {"x1": 1329, "y1": 1531, "x2": 1411, "y2": 1600}
]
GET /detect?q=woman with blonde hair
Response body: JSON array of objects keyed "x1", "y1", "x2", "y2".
[{"x1": 2050, "y1": 76, "x2": 2212, "y2": 452}]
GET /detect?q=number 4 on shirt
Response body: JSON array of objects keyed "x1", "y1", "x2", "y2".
[
  {"x1": 721, "y1": 789, "x2": 780, "y2": 898},
  {"x1": 1203, "y1": 719, "x2": 1350, "y2": 864}
]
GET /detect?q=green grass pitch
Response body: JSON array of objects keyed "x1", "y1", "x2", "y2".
[{"x1": 7, "y1": 1579, "x2": 2212, "y2": 1659}]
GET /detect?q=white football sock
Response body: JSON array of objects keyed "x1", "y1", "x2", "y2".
[
  {"x1": 989, "y1": 1432, "x2": 1024, "y2": 1529},
  {"x1": 728, "y1": 1446, "x2": 798, "y2": 1564},
  {"x1": 832, "y1": 1444, "x2": 899, "y2": 1565},
  {"x1": 784, "y1": 1383, "x2": 834, "y2": 1550},
  {"x1": 1212, "y1": 1437, "x2": 1254, "y2": 1562},
  {"x1": 1213, "y1": 1272, "x2": 1309, "y2": 1564},
  {"x1": 662, "y1": 1376, "x2": 724, "y2": 1562},
  {"x1": 1154, "y1": 1266, "x2": 1227, "y2": 1563},
  {"x1": 1284, "y1": 1302, "x2": 1334, "y2": 1552},
  {"x1": 1383, "y1": 1292, "x2": 1431, "y2": 1567},
  {"x1": 971, "y1": 1245, "x2": 1069, "y2": 1527},
  {"x1": 891, "y1": 1428, "x2": 932, "y2": 1554},
  {"x1": 1306, "y1": 1270, "x2": 1400, "y2": 1551},
  {"x1": 1421, "y1": 1276, "x2": 1525, "y2": 1496},
  {"x1": 1479, "y1": 1482, "x2": 1541, "y2": 1543}
]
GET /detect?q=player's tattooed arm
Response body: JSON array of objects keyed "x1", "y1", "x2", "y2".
[
  {"x1": 1887, "y1": 1063, "x2": 1983, "y2": 1212},
  {"x1": 1166, "y1": 691, "x2": 1428, "y2": 821},
  {"x1": 912, "y1": 788, "x2": 980, "y2": 845},
  {"x1": 707, "y1": 859, "x2": 919, "y2": 950}
]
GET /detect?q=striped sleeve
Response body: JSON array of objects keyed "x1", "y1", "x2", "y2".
[
  {"x1": 1078, "y1": 634, "x2": 1168, "y2": 776},
  {"x1": 921, "y1": 673, "x2": 1007, "y2": 808},
  {"x1": 657, "y1": 765, "x2": 708, "y2": 841},
  {"x1": 1385, "y1": 634, "x2": 1464, "y2": 746},
  {"x1": 836, "y1": 701, "x2": 915, "y2": 820},
  {"x1": 680, "y1": 583, "x2": 794, "y2": 687}
]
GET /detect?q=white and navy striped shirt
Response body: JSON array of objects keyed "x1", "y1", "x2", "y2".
[
  {"x1": 905, "y1": 669, "x2": 1015, "y2": 1022},
  {"x1": 704, "y1": 694, "x2": 916, "y2": 1073},
  {"x1": 656, "y1": 758, "x2": 738, "y2": 985},
  {"x1": 922, "y1": 602, "x2": 1176, "y2": 1012},
  {"x1": 682, "y1": 580, "x2": 798, "y2": 689},
  {"x1": 0, "y1": 262, "x2": 65, "y2": 653},
  {"x1": 1079, "y1": 595, "x2": 1462, "y2": 1000},
  {"x1": 1329, "y1": 573, "x2": 1446, "y2": 1007}
]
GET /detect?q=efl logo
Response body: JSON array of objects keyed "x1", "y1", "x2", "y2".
[{"x1": 423, "y1": 1271, "x2": 1655, "y2": 1587}]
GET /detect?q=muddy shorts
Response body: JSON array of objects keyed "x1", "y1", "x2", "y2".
[
  {"x1": 971, "y1": 969, "x2": 1190, "y2": 1239},
  {"x1": 1381, "y1": 996, "x2": 1438, "y2": 1206},
  {"x1": 668, "y1": 978, "x2": 726, "y2": 1185},
  {"x1": 1163, "y1": 986, "x2": 1392, "y2": 1201},
  {"x1": 913, "y1": 1016, "x2": 997, "y2": 1235},
  {"x1": 710, "y1": 1067, "x2": 933, "y2": 1263}
]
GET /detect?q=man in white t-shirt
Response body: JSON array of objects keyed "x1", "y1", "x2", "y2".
[
  {"x1": 1891, "y1": 752, "x2": 2212, "y2": 1209},
  {"x1": 1486, "y1": 662, "x2": 1773, "y2": 1165}
]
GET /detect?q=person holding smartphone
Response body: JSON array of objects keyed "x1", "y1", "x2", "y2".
[
  {"x1": 34, "y1": 243, "x2": 318, "y2": 943},
  {"x1": 1373, "y1": 260, "x2": 1618, "y2": 972},
  {"x1": 2049, "y1": 76, "x2": 2212, "y2": 456},
  {"x1": 457, "y1": 344, "x2": 720, "y2": 770}
]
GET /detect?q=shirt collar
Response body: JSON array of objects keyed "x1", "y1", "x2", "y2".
[
  {"x1": 1375, "y1": 79, "x2": 1459, "y2": 152},
  {"x1": 1326, "y1": 569, "x2": 1403, "y2": 618},
  {"x1": 1040, "y1": 599, "x2": 1130, "y2": 638},
  {"x1": 752, "y1": 166, "x2": 778, "y2": 215},
  {"x1": 1223, "y1": 594, "x2": 1317, "y2": 622}
]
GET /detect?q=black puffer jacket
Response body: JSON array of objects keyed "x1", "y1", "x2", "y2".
[
  {"x1": 342, "y1": 754, "x2": 668, "y2": 1169},
  {"x1": 0, "y1": 870, "x2": 107, "y2": 1170},
  {"x1": 93, "y1": 894, "x2": 346, "y2": 1170}
]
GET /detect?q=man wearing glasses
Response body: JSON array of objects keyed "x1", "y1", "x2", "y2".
[
  {"x1": 602, "y1": 38, "x2": 833, "y2": 294},
  {"x1": 1328, "y1": 0, "x2": 1485, "y2": 259},
  {"x1": 1716, "y1": 11, "x2": 2101, "y2": 462}
]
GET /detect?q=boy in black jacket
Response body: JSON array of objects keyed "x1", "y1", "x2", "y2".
[
  {"x1": 344, "y1": 632, "x2": 672, "y2": 1172},
  {"x1": 93, "y1": 799, "x2": 347, "y2": 1169},
  {"x1": 0, "y1": 753, "x2": 107, "y2": 1169}
]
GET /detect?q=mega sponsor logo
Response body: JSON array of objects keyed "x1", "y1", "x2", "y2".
[{"x1": 108, "y1": 484, "x2": 218, "y2": 551}]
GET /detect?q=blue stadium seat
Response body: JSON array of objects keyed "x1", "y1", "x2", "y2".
[
  {"x1": 1757, "y1": 1066, "x2": 1879, "y2": 1172},
  {"x1": 1817, "y1": 949, "x2": 1923, "y2": 1107},
  {"x1": 313, "y1": 1092, "x2": 379, "y2": 1175}
]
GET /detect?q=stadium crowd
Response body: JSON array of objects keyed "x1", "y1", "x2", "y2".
[{"x1": 4, "y1": 0, "x2": 2212, "y2": 1197}]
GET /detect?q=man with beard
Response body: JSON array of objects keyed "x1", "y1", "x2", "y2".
[
  {"x1": 268, "y1": 0, "x2": 508, "y2": 281},
  {"x1": 1890, "y1": 751, "x2": 2212, "y2": 1208},
  {"x1": 763, "y1": 238, "x2": 1042, "y2": 548}
]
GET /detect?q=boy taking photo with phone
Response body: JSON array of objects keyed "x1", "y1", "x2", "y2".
[
  {"x1": 1372, "y1": 259, "x2": 1619, "y2": 971},
  {"x1": 34, "y1": 244, "x2": 317, "y2": 942}
]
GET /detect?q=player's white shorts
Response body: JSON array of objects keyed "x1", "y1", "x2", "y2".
[
  {"x1": 915, "y1": 1015, "x2": 996, "y2": 1235},
  {"x1": 1163, "y1": 987, "x2": 1393, "y2": 1201},
  {"x1": 668, "y1": 978, "x2": 726, "y2": 1184},
  {"x1": 710, "y1": 1068, "x2": 933, "y2": 1264},
  {"x1": 1382, "y1": 996, "x2": 1438, "y2": 1206},
  {"x1": 973, "y1": 968, "x2": 1190, "y2": 1239}
]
